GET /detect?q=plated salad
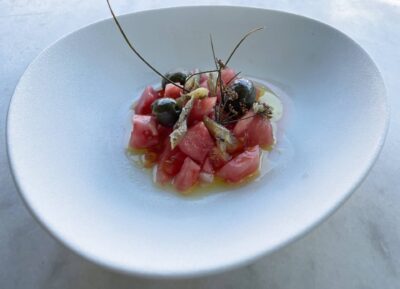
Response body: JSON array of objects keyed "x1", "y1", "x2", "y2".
[
  {"x1": 129, "y1": 69, "x2": 281, "y2": 193},
  {"x1": 106, "y1": 0, "x2": 283, "y2": 193}
]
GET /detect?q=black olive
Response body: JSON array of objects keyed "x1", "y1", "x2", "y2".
[
  {"x1": 224, "y1": 78, "x2": 256, "y2": 116},
  {"x1": 161, "y1": 70, "x2": 187, "y2": 89},
  {"x1": 152, "y1": 98, "x2": 181, "y2": 127}
]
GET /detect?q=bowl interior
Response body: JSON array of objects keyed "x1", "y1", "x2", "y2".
[{"x1": 7, "y1": 6, "x2": 387, "y2": 276}]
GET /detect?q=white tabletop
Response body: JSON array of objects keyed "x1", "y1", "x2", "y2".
[{"x1": 1, "y1": 0, "x2": 399, "y2": 288}]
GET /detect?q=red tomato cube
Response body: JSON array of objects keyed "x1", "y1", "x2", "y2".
[
  {"x1": 158, "y1": 145, "x2": 187, "y2": 176},
  {"x1": 188, "y1": 97, "x2": 217, "y2": 126},
  {"x1": 178, "y1": 122, "x2": 214, "y2": 163},
  {"x1": 221, "y1": 68, "x2": 237, "y2": 85},
  {"x1": 233, "y1": 112, "x2": 274, "y2": 149},
  {"x1": 217, "y1": 146, "x2": 260, "y2": 183},
  {"x1": 129, "y1": 115, "x2": 159, "y2": 149},
  {"x1": 174, "y1": 157, "x2": 201, "y2": 192},
  {"x1": 134, "y1": 86, "x2": 159, "y2": 115},
  {"x1": 156, "y1": 125, "x2": 173, "y2": 145},
  {"x1": 164, "y1": 83, "x2": 183, "y2": 99},
  {"x1": 232, "y1": 111, "x2": 254, "y2": 136}
]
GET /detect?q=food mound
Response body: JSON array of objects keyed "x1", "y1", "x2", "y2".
[
  {"x1": 106, "y1": 1, "x2": 280, "y2": 194},
  {"x1": 128, "y1": 67, "x2": 278, "y2": 193}
]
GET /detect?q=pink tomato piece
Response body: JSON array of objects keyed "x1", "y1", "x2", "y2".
[
  {"x1": 129, "y1": 115, "x2": 159, "y2": 149},
  {"x1": 156, "y1": 125, "x2": 173, "y2": 146},
  {"x1": 178, "y1": 122, "x2": 214, "y2": 163},
  {"x1": 159, "y1": 146, "x2": 187, "y2": 176},
  {"x1": 174, "y1": 157, "x2": 201, "y2": 192},
  {"x1": 221, "y1": 68, "x2": 237, "y2": 85},
  {"x1": 134, "y1": 86, "x2": 159, "y2": 115},
  {"x1": 164, "y1": 83, "x2": 183, "y2": 99},
  {"x1": 233, "y1": 111, "x2": 255, "y2": 137},
  {"x1": 188, "y1": 97, "x2": 217, "y2": 126},
  {"x1": 217, "y1": 146, "x2": 260, "y2": 183},
  {"x1": 233, "y1": 112, "x2": 274, "y2": 149},
  {"x1": 250, "y1": 116, "x2": 274, "y2": 149},
  {"x1": 155, "y1": 139, "x2": 185, "y2": 184}
]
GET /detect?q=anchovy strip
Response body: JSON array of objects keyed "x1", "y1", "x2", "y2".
[{"x1": 203, "y1": 116, "x2": 239, "y2": 153}]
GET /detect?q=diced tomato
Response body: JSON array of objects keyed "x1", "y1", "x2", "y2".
[
  {"x1": 158, "y1": 89, "x2": 165, "y2": 97},
  {"x1": 129, "y1": 115, "x2": 159, "y2": 149},
  {"x1": 178, "y1": 122, "x2": 214, "y2": 163},
  {"x1": 157, "y1": 125, "x2": 173, "y2": 144},
  {"x1": 249, "y1": 116, "x2": 274, "y2": 149},
  {"x1": 174, "y1": 157, "x2": 201, "y2": 192},
  {"x1": 208, "y1": 146, "x2": 231, "y2": 170},
  {"x1": 155, "y1": 140, "x2": 185, "y2": 184},
  {"x1": 134, "y1": 86, "x2": 159, "y2": 115},
  {"x1": 202, "y1": 158, "x2": 214, "y2": 174},
  {"x1": 233, "y1": 112, "x2": 274, "y2": 149},
  {"x1": 188, "y1": 97, "x2": 217, "y2": 126},
  {"x1": 144, "y1": 125, "x2": 173, "y2": 155},
  {"x1": 217, "y1": 146, "x2": 260, "y2": 183},
  {"x1": 158, "y1": 146, "x2": 187, "y2": 176},
  {"x1": 157, "y1": 139, "x2": 171, "y2": 159},
  {"x1": 221, "y1": 68, "x2": 237, "y2": 85},
  {"x1": 233, "y1": 111, "x2": 254, "y2": 136},
  {"x1": 164, "y1": 83, "x2": 182, "y2": 99}
]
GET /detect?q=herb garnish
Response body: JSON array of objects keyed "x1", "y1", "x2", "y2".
[{"x1": 107, "y1": 0, "x2": 271, "y2": 146}]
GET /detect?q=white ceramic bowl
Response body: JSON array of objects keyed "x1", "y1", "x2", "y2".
[{"x1": 7, "y1": 6, "x2": 388, "y2": 277}]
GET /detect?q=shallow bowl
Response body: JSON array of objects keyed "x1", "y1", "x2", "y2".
[{"x1": 7, "y1": 6, "x2": 388, "y2": 277}]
